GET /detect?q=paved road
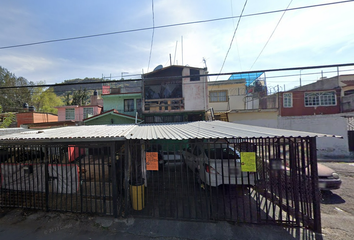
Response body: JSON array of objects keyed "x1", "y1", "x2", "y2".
[
  {"x1": 0, "y1": 207, "x2": 318, "y2": 240},
  {"x1": 319, "y1": 162, "x2": 354, "y2": 240}
]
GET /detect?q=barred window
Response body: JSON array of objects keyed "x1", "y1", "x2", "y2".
[
  {"x1": 83, "y1": 107, "x2": 93, "y2": 118},
  {"x1": 283, "y1": 93, "x2": 293, "y2": 108},
  {"x1": 190, "y1": 69, "x2": 200, "y2": 81},
  {"x1": 65, "y1": 108, "x2": 75, "y2": 120},
  {"x1": 209, "y1": 90, "x2": 227, "y2": 102},
  {"x1": 304, "y1": 91, "x2": 336, "y2": 107},
  {"x1": 124, "y1": 99, "x2": 134, "y2": 112}
]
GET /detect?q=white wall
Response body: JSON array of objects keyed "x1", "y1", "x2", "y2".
[
  {"x1": 278, "y1": 115, "x2": 349, "y2": 159},
  {"x1": 233, "y1": 114, "x2": 350, "y2": 159},
  {"x1": 182, "y1": 68, "x2": 208, "y2": 111}
]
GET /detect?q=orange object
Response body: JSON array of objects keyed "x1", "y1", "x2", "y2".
[{"x1": 146, "y1": 152, "x2": 158, "y2": 171}]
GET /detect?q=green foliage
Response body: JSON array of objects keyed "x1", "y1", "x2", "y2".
[
  {"x1": 70, "y1": 88, "x2": 89, "y2": 106},
  {"x1": 31, "y1": 86, "x2": 63, "y2": 114},
  {"x1": 0, "y1": 105, "x2": 15, "y2": 128},
  {"x1": 0, "y1": 66, "x2": 33, "y2": 112}
]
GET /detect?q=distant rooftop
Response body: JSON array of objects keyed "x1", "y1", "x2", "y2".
[{"x1": 229, "y1": 72, "x2": 264, "y2": 86}]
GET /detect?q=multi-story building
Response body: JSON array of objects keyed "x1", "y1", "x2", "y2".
[{"x1": 142, "y1": 65, "x2": 208, "y2": 123}]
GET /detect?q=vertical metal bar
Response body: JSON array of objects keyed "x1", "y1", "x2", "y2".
[
  {"x1": 30, "y1": 145, "x2": 35, "y2": 209},
  {"x1": 111, "y1": 142, "x2": 118, "y2": 218},
  {"x1": 289, "y1": 138, "x2": 300, "y2": 227},
  {"x1": 102, "y1": 146, "x2": 107, "y2": 214},
  {"x1": 310, "y1": 137, "x2": 321, "y2": 233},
  {"x1": 44, "y1": 145, "x2": 49, "y2": 212},
  {"x1": 78, "y1": 145, "x2": 83, "y2": 213},
  {"x1": 124, "y1": 140, "x2": 130, "y2": 217}
]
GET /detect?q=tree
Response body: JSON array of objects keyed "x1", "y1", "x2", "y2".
[
  {"x1": 71, "y1": 88, "x2": 89, "y2": 106},
  {"x1": 64, "y1": 92, "x2": 71, "y2": 105},
  {"x1": 30, "y1": 86, "x2": 63, "y2": 114},
  {"x1": 0, "y1": 105, "x2": 15, "y2": 128},
  {"x1": 0, "y1": 66, "x2": 32, "y2": 112}
]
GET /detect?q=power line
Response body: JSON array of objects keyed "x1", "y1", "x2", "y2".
[
  {"x1": 0, "y1": 0, "x2": 352, "y2": 50},
  {"x1": 250, "y1": 0, "x2": 293, "y2": 70},
  {"x1": 1, "y1": 62, "x2": 353, "y2": 90},
  {"x1": 216, "y1": 0, "x2": 248, "y2": 81}
]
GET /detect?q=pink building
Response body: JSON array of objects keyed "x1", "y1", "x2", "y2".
[{"x1": 55, "y1": 92, "x2": 103, "y2": 122}]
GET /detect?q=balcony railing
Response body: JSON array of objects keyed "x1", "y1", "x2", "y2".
[{"x1": 143, "y1": 98, "x2": 184, "y2": 113}]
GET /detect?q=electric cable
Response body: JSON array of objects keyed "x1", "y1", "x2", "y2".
[
  {"x1": 250, "y1": 0, "x2": 293, "y2": 70},
  {"x1": 0, "y1": 0, "x2": 352, "y2": 50},
  {"x1": 216, "y1": 0, "x2": 248, "y2": 81}
]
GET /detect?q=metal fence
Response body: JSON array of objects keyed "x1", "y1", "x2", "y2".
[
  {"x1": 0, "y1": 142, "x2": 123, "y2": 217},
  {"x1": 125, "y1": 137, "x2": 320, "y2": 232},
  {"x1": 0, "y1": 137, "x2": 321, "y2": 232}
]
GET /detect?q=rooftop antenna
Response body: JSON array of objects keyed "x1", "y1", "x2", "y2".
[
  {"x1": 181, "y1": 36, "x2": 184, "y2": 65},
  {"x1": 174, "y1": 40, "x2": 178, "y2": 65},
  {"x1": 203, "y1": 58, "x2": 207, "y2": 69}
]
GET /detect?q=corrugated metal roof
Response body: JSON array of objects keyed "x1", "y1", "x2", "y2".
[
  {"x1": 0, "y1": 121, "x2": 340, "y2": 142},
  {"x1": 126, "y1": 121, "x2": 340, "y2": 140},
  {"x1": 0, "y1": 124, "x2": 136, "y2": 142}
]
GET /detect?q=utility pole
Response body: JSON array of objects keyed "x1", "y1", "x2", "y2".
[{"x1": 121, "y1": 72, "x2": 129, "y2": 80}]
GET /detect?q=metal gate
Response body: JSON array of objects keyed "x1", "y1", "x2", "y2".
[
  {"x1": 124, "y1": 137, "x2": 321, "y2": 232},
  {"x1": 0, "y1": 137, "x2": 321, "y2": 232}
]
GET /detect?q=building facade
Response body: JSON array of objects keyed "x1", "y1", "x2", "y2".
[
  {"x1": 55, "y1": 92, "x2": 103, "y2": 123},
  {"x1": 142, "y1": 65, "x2": 208, "y2": 123}
]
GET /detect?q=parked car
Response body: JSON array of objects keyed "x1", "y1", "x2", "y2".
[
  {"x1": 317, "y1": 163, "x2": 342, "y2": 191},
  {"x1": 269, "y1": 159, "x2": 342, "y2": 191},
  {"x1": 182, "y1": 142, "x2": 256, "y2": 187}
]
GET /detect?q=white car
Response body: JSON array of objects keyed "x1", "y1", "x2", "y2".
[{"x1": 182, "y1": 142, "x2": 255, "y2": 187}]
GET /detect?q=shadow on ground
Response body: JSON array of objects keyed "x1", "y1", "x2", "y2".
[{"x1": 321, "y1": 191, "x2": 345, "y2": 204}]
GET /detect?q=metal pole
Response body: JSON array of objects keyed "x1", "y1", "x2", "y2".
[
  {"x1": 110, "y1": 142, "x2": 118, "y2": 218},
  {"x1": 310, "y1": 137, "x2": 322, "y2": 233}
]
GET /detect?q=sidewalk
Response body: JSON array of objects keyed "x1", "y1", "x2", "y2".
[{"x1": 0, "y1": 208, "x2": 319, "y2": 240}]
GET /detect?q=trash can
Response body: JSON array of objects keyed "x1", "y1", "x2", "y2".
[{"x1": 130, "y1": 179, "x2": 145, "y2": 210}]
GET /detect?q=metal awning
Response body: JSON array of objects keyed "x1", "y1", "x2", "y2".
[
  {"x1": 0, "y1": 121, "x2": 341, "y2": 143},
  {"x1": 125, "y1": 121, "x2": 341, "y2": 140},
  {"x1": 0, "y1": 124, "x2": 136, "y2": 142}
]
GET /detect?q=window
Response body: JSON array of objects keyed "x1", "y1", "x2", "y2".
[
  {"x1": 190, "y1": 69, "x2": 200, "y2": 81},
  {"x1": 83, "y1": 107, "x2": 93, "y2": 118},
  {"x1": 304, "y1": 91, "x2": 336, "y2": 107},
  {"x1": 65, "y1": 108, "x2": 75, "y2": 120},
  {"x1": 136, "y1": 99, "x2": 142, "y2": 111},
  {"x1": 124, "y1": 99, "x2": 134, "y2": 112},
  {"x1": 283, "y1": 93, "x2": 293, "y2": 108},
  {"x1": 209, "y1": 90, "x2": 227, "y2": 102}
]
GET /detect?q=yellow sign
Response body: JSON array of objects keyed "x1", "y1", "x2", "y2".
[
  {"x1": 146, "y1": 152, "x2": 159, "y2": 171},
  {"x1": 240, "y1": 152, "x2": 256, "y2": 172}
]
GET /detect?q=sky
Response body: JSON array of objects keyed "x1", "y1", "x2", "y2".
[{"x1": 0, "y1": 0, "x2": 354, "y2": 91}]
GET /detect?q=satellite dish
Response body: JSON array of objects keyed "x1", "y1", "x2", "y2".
[{"x1": 153, "y1": 65, "x2": 163, "y2": 71}]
